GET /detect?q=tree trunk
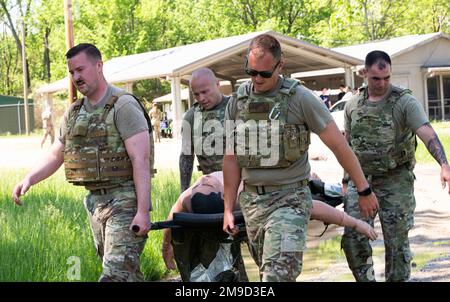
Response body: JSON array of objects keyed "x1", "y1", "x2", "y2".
[
  {"x1": 43, "y1": 27, "x2": 51, "y2": 82},
  {"x1": 0, "y1": 0, "x2": 31, "y2": 90}
]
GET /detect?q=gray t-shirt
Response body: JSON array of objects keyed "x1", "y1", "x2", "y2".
[
  {"x1": 225, "y1": 77, "x2": 334, "y2": 185},
  {"x1": 59, "y1": 85, "x2": 149, "y2": 143},
  {"x1": 344, "y1": 85, "x2": 429, "y2": 142}
]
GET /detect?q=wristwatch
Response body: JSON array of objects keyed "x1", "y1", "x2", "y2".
[{"x1": 357, "y1": 186, "x2": 372, "y2": 196}]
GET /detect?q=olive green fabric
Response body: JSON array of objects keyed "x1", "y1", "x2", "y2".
[
  {"x1": 225, "y1": 77, "x2": 333, "y2": 185},
  {"x1": 346, "y1": 86, "x2": 417, "y2": 176},
  {"x1": 171, "y1": 228, "x2": 248, "y2": 282},
  {"x1": 64, "y1": 95, "x2": 133, "y2": 188},
  {"x1": 233, "y1": 78, "x2": 311, "y2": 169},
  {"x1": 182, "y1": 95, "x2": 229, "y2": 174},
  {"x1": 60, "y1": 85, "x2": 153, "y2": 190},
  {"x1": 344, "y1": 85, "x2": 429, "y2": 140},
  {"x1": 60, "y1": 85, "x2": 149, "y2": 142}
]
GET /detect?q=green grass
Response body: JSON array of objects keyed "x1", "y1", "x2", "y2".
[
  {"x1": 415, "y1": 121, "x2": 450, "y2": 164},
  {"x1": 411, "y1": 251, "x2": 446, "y2": 272},
  {"x1": 301, "y1": 236, "x2": 346, "y2": 277},
  {"x1": 0, "y1": 168, "x2": 193, "y2": 281},
  {"x1": 432, "y1": 240, "x2": 450, "y2": 246}
]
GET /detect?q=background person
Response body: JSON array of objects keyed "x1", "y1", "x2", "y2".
[
  {"x1": 40, "y1": 106, "x2": 55, "y2": 148},
  {"x1": 319, "y1": 87, "x2": 331, "y2": 109},
  {"x1": 149, "y1": 102, "x2": 162, "y2": 143}
]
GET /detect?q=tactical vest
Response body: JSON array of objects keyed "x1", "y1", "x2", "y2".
[
  {"x1": 234, "y1": 78, "x2": 310, "y2": 168},
  {"x1": 350, "y1": 86, "x2": 416, "y2": 176},
  {"x1": 193, "y1": 97, "x2": 229, "y2": 174},
  {"x1": 64, "y1": 93, "x2": 155, "y2": 189}
]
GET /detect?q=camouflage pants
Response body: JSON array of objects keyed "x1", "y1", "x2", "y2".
[
  {"x1": 341, "y1": 167, "x2": 416, "y2": 282},
  {"x1": 239, "y1": 186, "x2": 312, "y2": 282},
  {"x1": 84, "y1": 186, "x2": 147, "y2": 282}
]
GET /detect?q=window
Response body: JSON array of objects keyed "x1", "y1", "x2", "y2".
[{"x1": 427, "y1": 77, "x2": 441, "y2": 121}]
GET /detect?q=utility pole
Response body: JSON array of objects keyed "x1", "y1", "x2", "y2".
[
  {"x1": 21, "y1": 19, "x2": 29, "y2": 135},
  {"x1": 64, "y1": 0, "x2": 76, "y2": 103}
]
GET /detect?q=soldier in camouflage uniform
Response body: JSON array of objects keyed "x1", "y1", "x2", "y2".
[
  {"x1": 177, "y1": 67, "x2": 248, "y2": 281},
  {"x1": 342, "y1": 50, "x2": 450, "y2": 282},
  {"x1": 179, "y1": 67, "x2": 229, "y2": 192},
  {"x1": 12, "y1": 44, "x2": 155, "y2": 282},
  {"x1": 223, "y1": 34, "x2": 378, "y2": 282}
]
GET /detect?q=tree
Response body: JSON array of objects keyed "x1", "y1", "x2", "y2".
[
  {"x1": 0, "y1": 0, "x2": 32, "y2": 90},
  {"x1": 0, "y1": 0, "x2": 448, "y2": 98}
]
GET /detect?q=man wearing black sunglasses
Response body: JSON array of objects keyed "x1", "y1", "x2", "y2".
[{"x1": 222, "y1": 34, "x2": 378, "y2": 282}]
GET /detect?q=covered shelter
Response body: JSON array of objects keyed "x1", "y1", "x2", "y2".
[{"x1": 36, "y1": 30, "x2": 363, "y2": 138}]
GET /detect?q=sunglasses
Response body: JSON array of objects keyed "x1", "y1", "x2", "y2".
[{"x1": 245, "y1": 59, "x2": 280, "y2": 78}]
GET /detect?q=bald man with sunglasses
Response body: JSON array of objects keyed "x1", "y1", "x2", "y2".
[{"x1": 223, "y1": 34, "x2": 378, "y2": 282}]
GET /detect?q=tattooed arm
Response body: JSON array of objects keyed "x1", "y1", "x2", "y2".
[
  {"x1": 416, "y1": 123, "x2": 450, "y2": 193},
  {"x1": 179, "y1": 114, "x2": 195, "y2": 193},
  {"x1": 179, "y1": 153, "x2": 194, "y2": 193}
]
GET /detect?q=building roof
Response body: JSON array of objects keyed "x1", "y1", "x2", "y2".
[
  {"x1": 333, "y1": 32, "x2": 450, "y2": 61},
  {"x1": 36, "y1": 30, "x2": 363, "y2": 94},
  {"x1": 153, "y1": 88, "x2": 190, "y2": 103}
]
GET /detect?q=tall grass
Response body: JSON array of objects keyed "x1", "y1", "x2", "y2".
[{"x1": 0, "y1": 168, "x2": 194, "y2": 281}]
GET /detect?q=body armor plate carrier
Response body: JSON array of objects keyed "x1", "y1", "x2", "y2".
[
  {"x1": 64, "y1": 93, "x2": 154, "y2": 188},
  {"x1": 234, "y1": 78, "x2": 310, "y2": 168},
  {"x1": 350, "y1": 86, "x2": 416, "y2": 176},
  {"x1": 193, "y1": 97, "x2": 228, "y2": 174}
]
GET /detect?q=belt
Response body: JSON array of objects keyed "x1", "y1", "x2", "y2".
[
  {"x1": 90, "y1": 186, "x2": 120, "y2": 195},
  {"x1": 365, "y1": 163, "x2": 412, "y2": 178},
  {"x1": 244, "y1": 179, "x2": 309, "y2": 195}
]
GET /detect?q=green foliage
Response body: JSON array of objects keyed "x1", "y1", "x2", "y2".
[
  {"x1": 1, "y1": 0, "x2": 449, "y2": 96},
  {"x1": 133, "y1": 79, "x2": 172, "y2": 106},
  {"x1": 0, "y1": 168, "x2": 181, "y2": 281}
]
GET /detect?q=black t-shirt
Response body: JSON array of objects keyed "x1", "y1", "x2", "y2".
[{"x1": 320, "y1": 95, "x2": 331, "y2": 108}]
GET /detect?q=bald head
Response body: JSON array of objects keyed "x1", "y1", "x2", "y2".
[
  {"x1": 190, "y1": 67, "x2": 222, "y2": 110},
  {"x1": 191, "y1": 68, "x2": 217, "y2": 85}
]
